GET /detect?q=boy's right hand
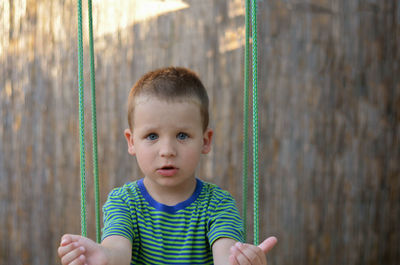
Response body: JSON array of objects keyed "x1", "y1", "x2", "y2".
[{"x1": 58, "y1": 234, "x2": 107, "y2": 265}]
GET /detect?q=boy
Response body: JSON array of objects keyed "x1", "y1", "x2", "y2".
[{"x1": 58, "y1": 67, "x2": 277, "y2": 265}]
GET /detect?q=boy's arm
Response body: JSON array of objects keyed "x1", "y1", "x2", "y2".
[
  {"x1": 102, "y1": 235, "x2": 132, "y2": 265},
  {"x1": 212, "y1": 237, "x2": 277, "y2": 265},
  {"x1": 212, "y1": 237, "x2": 237, "y2": 264},
  {"x1": 58, "y1": 234, "x2": 131, "y2": 265}
]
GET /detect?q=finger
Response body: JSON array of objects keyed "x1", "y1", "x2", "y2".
[
  {"x1": 258, "y1": 236, "x2": 278, "y2": 254},
  {"x1": 236, "y1": 242, "x2": 264, "y2": 264},
  {"x1": 58, "y1": 242, "x2": 80, "y2": 258},
  {"x1": 230, "y1": 243, "x2": 253, "y2": 265},
  {"x1": 60, "y1": 235, "x2": 71, "y2": 246},
  {"x1": 67, "y1": 234, "x2": 85, "y2": 242},
  {"x1": 61, "y1": 234, "x2": 83, "y2": 246},
  {"x1": 68, "y1": 255, "x2": 86, "y2": 265},
  {"x1": 60, "y1": 245, "x2": 86, "y2": 265},
  {"x1": 229, "y1": 254, "x2": 239, "y2": 265},
  {"x1": 230, "y1": 245, "x2": 247, "y2": 264}
]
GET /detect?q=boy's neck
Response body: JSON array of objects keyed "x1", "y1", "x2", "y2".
[{"x1": 142, "y1": 177, "x2": 197, "y2": 206}]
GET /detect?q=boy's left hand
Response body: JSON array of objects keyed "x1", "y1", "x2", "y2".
[{"x1": 229, "y1": 237, "x2": 277, "y2": 265}]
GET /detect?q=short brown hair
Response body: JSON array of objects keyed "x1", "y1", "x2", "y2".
[{"x1": 127, "y1": 66, "x2": 209, "y2": 131}]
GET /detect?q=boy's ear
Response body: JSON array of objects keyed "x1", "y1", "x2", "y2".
[
  {"x1": 124, "y1": 128, "x2": 136, "y2": 156},
  {"x1": 201, "y1": 128, "x2": 213, "y2": 154}
]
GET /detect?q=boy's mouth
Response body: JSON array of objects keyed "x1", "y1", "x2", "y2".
[{"x1": 157, "y1": 166, "x2": 178, "y2": 176}]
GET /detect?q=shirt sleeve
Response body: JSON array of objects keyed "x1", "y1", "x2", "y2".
[
  {"x1": 102, "y1": 188, "x2": 135, "y2": 243},
  {"x1": 207, "y1": 192, "x2": 244, "y2": 246}
]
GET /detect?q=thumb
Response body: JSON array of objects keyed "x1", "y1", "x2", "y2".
[{"x1": 258, "y1": 236, "x2": 278, "y2": 254}]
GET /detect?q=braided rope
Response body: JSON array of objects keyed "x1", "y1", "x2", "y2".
[
  {"x1": 77, "y1": 0, "x2": 100, "y2": 240},
  {"x1": 87, "y1": 0, "x2": 101, "y2": 243},
  {"x1": 242, "y1": 0, "x2": 251, "y2": 242},
  {"x1": 251, "y1": 0, "x2": 259, "y2": 246},
  {"x1": 77, "y1": 0, "x2": 87, "y2": 237}
]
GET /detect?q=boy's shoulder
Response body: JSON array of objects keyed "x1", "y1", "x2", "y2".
[
  {"x1": 201, "y1": 179, "x2": 226, "y2": 192},
  {"x1": 107, "y1": 180, "x2": 141, "y2": 198},
  {"x1": 199, "y1": 179, "x2": 235, "y2": 202}
]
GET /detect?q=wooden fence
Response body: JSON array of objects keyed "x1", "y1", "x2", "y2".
[{"x1": 1, "y1": 0, "x2": 399, "y2": 264}]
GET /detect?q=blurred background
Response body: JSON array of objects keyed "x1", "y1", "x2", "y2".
[{"x1": 1, "y1": 0, "x2": 399, "y2": 264}]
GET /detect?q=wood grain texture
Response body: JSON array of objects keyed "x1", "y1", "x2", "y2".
[{"x1": 0, "y1": 0, "x2": 399, "y2": 264}]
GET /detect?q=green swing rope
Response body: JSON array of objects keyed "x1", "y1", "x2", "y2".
[
  {"x1": 88, "y1": 0, "x2": 101, "y2": 244},
  {"x1": 77, "y1": 0, "x2": 101, "y2": 242},
  {"x1": 251, "y1": 0, "x2": 259, "y2": 246},
  {"x1": 242, "y1": 0, "x2": 250, "y2": 243},
  {"x1": 77, "y1": 0, "x2": 87, "y2": 238},
  {"x1": 243, "y1": 0, "x2": 259, "y2": 245},
  {"x1": 250, "y1": 0, "x2": 260, "y2": 246}
]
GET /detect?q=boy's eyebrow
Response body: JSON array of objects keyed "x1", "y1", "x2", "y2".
[
  {"x1": 136, "y1": 125, "x2": 159, "y2": 132},
  {"x1": 175, "y1": 126, "x2": 196, "y2": 132},
  {"x1": 137, "y1": 125, "x2": 196, "y2": 132}
]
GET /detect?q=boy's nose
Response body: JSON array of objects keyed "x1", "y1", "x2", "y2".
[{"x1": 159, "y1": 141, "x2": 177, "y2": 157}]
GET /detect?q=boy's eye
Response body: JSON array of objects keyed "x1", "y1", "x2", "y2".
[
  {"x1": 146, "y1": 133, "x2": 158, "y2": 141},
  {"x1": 177, "y1": 132, "x2": 188, "y2": 140}
]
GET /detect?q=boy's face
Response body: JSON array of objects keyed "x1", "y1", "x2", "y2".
[{"x1": 124, "y1": 96, "x2": 213, "y2": 190}]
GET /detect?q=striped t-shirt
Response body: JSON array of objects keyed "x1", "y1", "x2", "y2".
[{"x1": 102, "y1": 178, "x2": 244, "y2": 264}]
